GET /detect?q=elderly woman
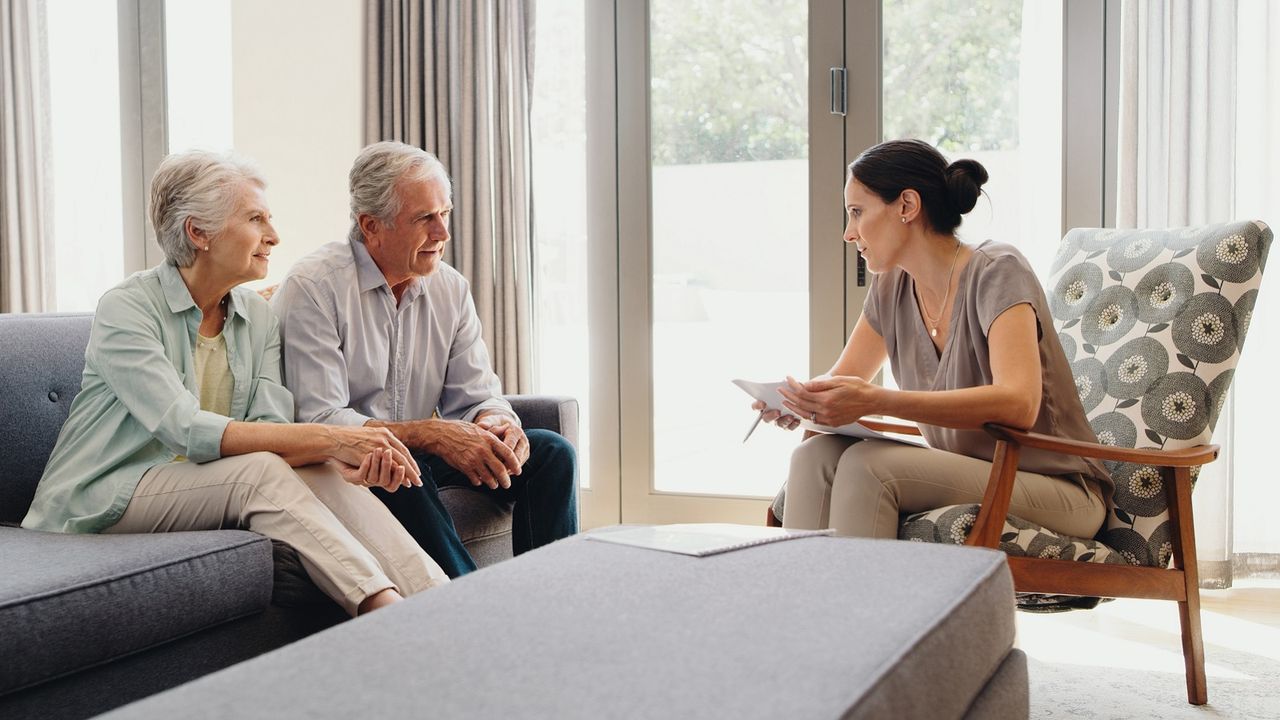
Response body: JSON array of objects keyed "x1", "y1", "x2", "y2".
[
  {"x1": 760, "y1": 139, "x2": 1112, "y2": 540},
  {"x1": 22, "y1": 151, "x2": 448, "y2": 615}
]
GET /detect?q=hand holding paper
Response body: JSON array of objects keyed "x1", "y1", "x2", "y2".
[
  {"x1": 779, "y1": 374, "x2": 881, "y2": 429},
  {"x1": 733, "y1": 378, "x2": 923, "y2": 446}
]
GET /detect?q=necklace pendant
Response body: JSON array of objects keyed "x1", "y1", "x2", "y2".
[{"x1": 930, "y1": 327, "x2": 939, "y2": 338}]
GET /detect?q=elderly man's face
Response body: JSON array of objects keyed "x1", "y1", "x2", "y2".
[{"x1": 364, "y1": 175, "x2": 452, "y2": 290}]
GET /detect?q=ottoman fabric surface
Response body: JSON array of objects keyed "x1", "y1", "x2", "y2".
[
  {"x1": 0, "y1": 527, "x2": 272, "y2": 695},
  {"x1": 103, "y1": 535, "x2": 1021, "y2": 719}
]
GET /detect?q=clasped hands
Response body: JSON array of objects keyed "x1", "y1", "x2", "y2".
[
  {"x1": 752, "y1": 375, "x2": 879, "y2": 431},
  {"x1": 324, "y1": 426, "x2": 422, "y2": 492}
]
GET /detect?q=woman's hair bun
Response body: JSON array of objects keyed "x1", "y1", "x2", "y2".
[{"x1": 944, "y1": 159, "x2": 989, "y2": 216}]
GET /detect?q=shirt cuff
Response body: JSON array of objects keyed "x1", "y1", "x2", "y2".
[
  {"x1": 466, "y1": 402, "x2": 520, "y2": 426},
  {"x1": 312, "y1": 407, "x2": 376, "y2": 427},
  {"x1": 188, "y1": 412, "x2": 233, "y2": 463}
]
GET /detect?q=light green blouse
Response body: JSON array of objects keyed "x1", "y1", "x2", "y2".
[{"x1": 21, "y1": 262, "x2": 295, "y2": 533}]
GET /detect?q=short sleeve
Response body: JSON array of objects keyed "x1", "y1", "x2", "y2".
[{"x1": 974, "y1": 253, "x2": 1045, "y2": 339}]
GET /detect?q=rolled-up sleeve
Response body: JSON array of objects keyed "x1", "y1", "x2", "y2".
[
  {"x1": 274, "y1": 274, "x2": 374, "y2": 426},
  {"x1": 439, "y1": 285, "x2": 516, "y2": 424},
  {"x1": 92, "y1": 289, "x2": 230, "y2": 462}
]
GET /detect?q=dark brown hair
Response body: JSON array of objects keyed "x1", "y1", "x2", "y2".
[{"x1": 848, "y1": 139, "x2": 988, "y2": 235}]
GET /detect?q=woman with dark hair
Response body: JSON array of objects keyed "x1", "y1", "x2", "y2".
[{"x1": 758, "y1": 139, "x2": 1111, "y2": 539}]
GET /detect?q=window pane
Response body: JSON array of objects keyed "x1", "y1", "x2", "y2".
[
  {"x1": 46, "y1": 0, "x2": 124, "y2": 311},
  {"x1": 882, "y1": 0, "x2": 1063, "y2": 276},
  {"x1": 165, "y1": 0, "x2": 234, "y2": 153},
  {"x1": 649, "y1": 0, "x2": 809, "y2": 497},
  {"x1": 531, "y1": 0, "x2": 591, "y2": 487}
]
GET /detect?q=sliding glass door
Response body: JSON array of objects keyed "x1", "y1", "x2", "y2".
[{"x1": 537, "y1": 0, "x2": 1089, "y2": 527}]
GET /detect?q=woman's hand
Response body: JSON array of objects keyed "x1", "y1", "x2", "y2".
[
  {"x1": 751, "y1": 400, "x2": 802, "y2": 431},
  {"x1": 778, "y1": 375, "x2": 881, "y2": 428},
  {"x1": 330, "y1": 448, "x2": 417, "y2": 492},
  {"x1": 324, "y1": 426, "x2": 421, "y2": 490}
]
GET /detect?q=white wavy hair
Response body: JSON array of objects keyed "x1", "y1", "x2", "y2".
[
  {"x1": 348, "y1": 141, "x2": 451, "y2": 243},
  {"x1": 149, "y1": 151, "x2": 266, "y2": 267}
]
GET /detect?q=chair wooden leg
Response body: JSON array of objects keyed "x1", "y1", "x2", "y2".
[
  {"x1": 1168, "y1": 466, "x2": 1208, "y2": 705},
  {"x1": 766, "y1": 507, "x2": 781, "y2": 528}
]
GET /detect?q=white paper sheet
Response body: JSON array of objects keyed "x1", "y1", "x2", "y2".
[{"x1": 585, "y1": 523, "x2": 833, "y2": 557}]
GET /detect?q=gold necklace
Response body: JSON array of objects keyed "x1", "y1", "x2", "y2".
[{"x1": 920, "y1": 240, "x2": 962, "y2": 338}]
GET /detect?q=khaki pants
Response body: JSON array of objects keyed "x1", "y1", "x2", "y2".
[
  {"x1": 105, "y1": 452, "x2": 448, "y2": 615},
  {"x1": 782, "y1": 436, "x2": 1106, "y2": 540}
]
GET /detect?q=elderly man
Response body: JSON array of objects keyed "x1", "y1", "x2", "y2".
[{"x1": 272, "y1": 141, "x2": 578, "y2": 577}]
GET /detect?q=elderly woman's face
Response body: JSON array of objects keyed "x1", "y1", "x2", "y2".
[{"x1": 201, "y1": 182, "x2": 278, "y2": 284}]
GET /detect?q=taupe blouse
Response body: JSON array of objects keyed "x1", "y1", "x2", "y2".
[{"x1": 863, "y1": 241, "x2": 1113, "y2": 501}]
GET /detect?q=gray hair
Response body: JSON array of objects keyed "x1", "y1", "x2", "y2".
[
  {"x1": 348, "y1": 141, "x2": 452, "y2": 243},
  {"x1": 149, "y1": 151, "x2": 266, "y2": 267}
]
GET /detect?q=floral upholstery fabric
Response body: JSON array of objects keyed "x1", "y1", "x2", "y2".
[{"x1": 898, "y1": 221, "x2": 1272, "y2": 604}]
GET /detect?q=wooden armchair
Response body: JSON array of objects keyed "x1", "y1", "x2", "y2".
[{"x1": 767, "y1": 220, "x2": 1272, "y2": 705}]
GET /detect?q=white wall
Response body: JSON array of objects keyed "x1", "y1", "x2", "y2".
[{"x1": 230, "y1": 0, "x2": 364, "y2": 288}]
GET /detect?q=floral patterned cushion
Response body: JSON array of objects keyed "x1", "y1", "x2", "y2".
[
  {"x1": 897, "y1": 221, "x2": 1271, "y2": 608},
  {"x1": 1046, "y1": 221, "x2": 1269, "y2": 566}
]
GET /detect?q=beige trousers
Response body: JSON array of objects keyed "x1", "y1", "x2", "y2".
[
  {"x1": 782, "y1": 436, "x2": 1106, "y2": 540},
  {"x1": 105, "y1": 452, "x2": 448, "y2": 616}
]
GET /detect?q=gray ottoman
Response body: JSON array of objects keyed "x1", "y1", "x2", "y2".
[{"x1": 102, "y1": 535, "x2": 1026, "y2": 719}]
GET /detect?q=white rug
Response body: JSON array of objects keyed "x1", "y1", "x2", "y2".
[
  {"x1": 1028, "y1": 654, "x2": 1280, "y2": 719},
  {"x1": 1019, "y1": 591, "x2": 1280, "y2": 720}
]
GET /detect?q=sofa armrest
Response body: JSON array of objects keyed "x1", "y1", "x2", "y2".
[{"x1": 503, "y1": 395, "x2": 580, "y2": 450}]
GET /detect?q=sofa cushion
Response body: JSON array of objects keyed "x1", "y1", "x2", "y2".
[
  {"x1": 0, "y1": 313, "x2": 93, "y2": 524},
  {"x1": 0, "y1": 527, "x2": 272, "y2": 695}
]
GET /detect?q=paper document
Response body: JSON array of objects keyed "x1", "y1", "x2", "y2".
[
  {"x1": 732, "y1": 378, "x2": 924, "y2": 446},
  {"x1": 586, "y1": 523, "x2": 833, "y2": 557}
]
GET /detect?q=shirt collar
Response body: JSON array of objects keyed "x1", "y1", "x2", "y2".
[
  {"x1": 349, "y1": 238, "x2": 426, "y2": 302},
  {"x1": 157, "y1": 261, "x2": 248, "y2": 321},
  {"x1": 159, "y1": 262, "x2": 197, "y2": 314}
]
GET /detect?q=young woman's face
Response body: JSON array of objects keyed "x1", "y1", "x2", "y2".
[{"x1": 843, "y1": 178, "x2": 902, "y2": 274}]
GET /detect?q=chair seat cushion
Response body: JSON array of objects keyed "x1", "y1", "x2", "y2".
[
  {"x1": 0, "y1": 527, "x2": 272, "y2": 695},
  {"x1": 900, "y1": 504, "x2": 1131, "y2": 564},
  {"x1": 900, "y1": 504, "x2": 1134, "y2": 611}
]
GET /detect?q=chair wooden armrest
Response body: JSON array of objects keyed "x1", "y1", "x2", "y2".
[
  {"x1": 857, "y1": 418, "x2": 924, "y2": 436},
  {"x1": 981, "y1": 423, "x2": 1218, "y2": 466},
  {"x1": 967, "y1": 424, "x2": 1216, "y2": 549}
]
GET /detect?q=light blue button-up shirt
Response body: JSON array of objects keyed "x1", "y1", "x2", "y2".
[
  {"x1": 272, "y1": 239, "x2": 514, "y2": 428},
  {"x1": 21, "y1": 262, "x2": 295, "y2": 534}
]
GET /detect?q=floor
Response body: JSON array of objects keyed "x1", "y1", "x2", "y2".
[{"x1": 1016, "y1": 580, "x2": 1280, "y2": 719}]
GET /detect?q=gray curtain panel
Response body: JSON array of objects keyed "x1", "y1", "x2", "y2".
[
  {"x1": 1115, "y1": 0, "x2": 1241, "y2": 587},
  {"x1": 0, "y1": 0, "x2": 54, "y2": 313},
  {"x1": 366, "y1": 0, "x2": 535, "y2": 393}
]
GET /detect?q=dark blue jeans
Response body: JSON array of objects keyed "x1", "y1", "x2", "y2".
[{"x1": 372, "y1": 428, "x2": 578, "y2": 578}]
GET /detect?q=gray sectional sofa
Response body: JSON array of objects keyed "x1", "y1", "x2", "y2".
[{"x1": 0, "y1": 312, "x2": 578, "y2": 720}]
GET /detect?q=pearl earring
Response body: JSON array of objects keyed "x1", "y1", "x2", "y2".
[
  {"x1": 901, "y1": 217, "x2": 907, "y2": 224},
  {"x1": 203, "y1": 246, "x2": 210, "y2": 251}
]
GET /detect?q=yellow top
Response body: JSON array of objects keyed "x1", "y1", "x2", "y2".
[{"x1": 194, "y1": 331, "x2": 234, "y2": 417}]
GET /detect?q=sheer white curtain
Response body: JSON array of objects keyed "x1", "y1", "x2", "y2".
[
  {"x1": 1116, "y1": 0, "x2": 1279, "y2": 586},
  {"x1": 1229, "y1": 0, "x2": 1280, "y2": 575},
  {"x1": 0, "y1": 0, "x2": 53, "y2": 313}
]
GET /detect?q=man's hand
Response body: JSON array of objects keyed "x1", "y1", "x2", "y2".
[
  {"x1": 324, "y1": 425, "x2": 421, "y2": 489},
  {"x1": 424, "y1": 419, "x2": 522, "y2": 490},
  {"x1": 476, "y1": 412, "x2": 530, "y2": 466}
]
